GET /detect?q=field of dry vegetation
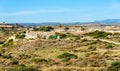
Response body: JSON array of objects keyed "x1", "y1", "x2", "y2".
[{"x1": 0, "y1": 26, "x2": 120, "y2": 71}]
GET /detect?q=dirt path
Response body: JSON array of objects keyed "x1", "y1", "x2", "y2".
[
  {"x1": 99, "y1": 39, "x2": 120, "y2": 45},
  {"x1": 86, "y1": 36, "x2": 120, "y2": 45}
]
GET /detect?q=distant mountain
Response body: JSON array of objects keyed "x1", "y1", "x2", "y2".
[
  {"x1": 6, "y1": 19, "x2": 120, "y2": 26},
  {"x1": 19, "y1": 22, "x2": 83, "y2": 26},
  {"x1": 94, "y1": 19, "x2": 120, "y2": 24}
]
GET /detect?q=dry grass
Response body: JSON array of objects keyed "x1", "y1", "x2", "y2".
[{"x1": 1, "y1": 30, "x2": 120, "y2": 71}]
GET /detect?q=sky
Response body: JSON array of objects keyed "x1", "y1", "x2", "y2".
[{"x1": 0, "y1": 0, "x2": 120, "y2": 23}]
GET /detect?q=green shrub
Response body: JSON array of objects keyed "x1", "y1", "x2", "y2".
[
  {"x1": 58, "y1": 24, "x2": 62, "y2": 28},
  {"x1": 55, "y1": 33, "x2": 78, "y2": 39},
  {"x1": 57, "y1": 52, "x2": 78, "y2": 62},
  {"x1": 64, "y1": 27, "x2": 69, "y2": 30},
  {"x1": 49, "y1": 35, "x2": 58, "y2": 39},
  {"x1": 81, "y1": 27, "x2": 85, "y2": 31},
  {"x1": 6, "y1": 60, "x2": 19, "y2": 66},
  {"x1": 85, "y1": 30, "x2": 112, "y2": 38},
  {"x1": 33, "y1": 26, "x2": 54, "y2": 32},
  {"x1": 6, "y1": 66, "x2": 39, "y2": 71},
  {"x1": 16, "y1": 64, "x2": 26, "y2": 67},
  {"x1": 3, "y1": 39, "x2": 13, "y2": 47},
  {"x1": 55, "y1": 33, "x2": 67, "y2": 39},
  {"x1": 15, "y1": 31, "x2": 26, "y2": 39},
  {"x1": 106, "y1": 44, "x2": 114, "y2": 49},
  {"x1": 88, "y1": 46, "x2": 96, "y2": 51},
  {"x1": 0, "y1": 41, "x2": 4, "y2": 45},
  {"x1": 32, "y1": 58, "x2": 47, "y2": 63},
  {"x1": 16, "y1": 34, "x2": 26, "y2": 39},
  {"x1": 0, "y1": 48, "x2": 6, "y2": 53},
  {"x1": 112, "y1": 61, "x2": 120, "y2": 68},
  {"x1": 0, "y1": 53, "x2": 2, "y2": 56},
  {"x1": 19, "y1": 54, "x2": 31, "y2": 59},
  {"x1": 2, "y1": 54, "x2": 12, "y2": 59},
  {"x1": 107, "y1": 61, "x2": 120, "y2": 71},
  {"x1": 10, "y1": 60, "x2": 19, "y2": 65},
  {"x1": 81, "y1": 39, "x2": 88, "y2": 42},
  {"x1": 44, "y1": 26, "x2": 54, "y2": 31}
]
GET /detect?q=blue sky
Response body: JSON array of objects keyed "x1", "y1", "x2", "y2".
[{"x1": 0, "y1": 0, "x2": 120, "y2": 23}]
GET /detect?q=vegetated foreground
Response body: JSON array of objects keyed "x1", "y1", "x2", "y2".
[{"x1": 1, "y1": 25, "x2": 120, "y2": 71}]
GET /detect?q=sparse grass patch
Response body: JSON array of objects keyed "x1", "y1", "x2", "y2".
[
  {"x1": 31, "y1": 58, "x2": 47, "y2": 63},
  {"x1": 16, "y1": 33, "x2": 26, "y2": 39},
  {"x1": 80, "y1": 39, "x2": 88, "y2": 42},
  {"x1": 1, "y1": 30, "x2": 119, "y2": 70},
  {"x1": 18, "y1": 54, "x2": 31, "y2": 59},
  {"x1": 6, "y1": 66, "x2": 39, "y2": 71},
  {"x1": 2, "y1": 54, "x2": 12, "y2": 59},
  {"x1": 85, "y1": 30, "x2": 112, "y2": 38},
  {"x1": 108, "y1": 61, "x2": 120, "y2": 71},
  {"x1": 33, "y1": 26, "x2": 54, "y2": 32},
  {"x1": 88, "y1": 46, "x2": 96, "y2": 51},
  {"x1": 105, "y1": 44, "x2": 114, "y2": 49},
  {"x1": 55, "y1": 33, "x2": 67, "y2": 39},
  {"x1": 3, "y1": 39, "x2": 13, "y2": 47},
  {"x1": 57, "y1": 52, "x2": 78, "y2": 62},
  {"x1": 0, "y1": 41, "x2": 4, "y2": 45}
]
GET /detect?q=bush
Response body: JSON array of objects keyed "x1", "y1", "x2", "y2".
[
  {"x1": 10, "y1": 60, "x2": 19, "y2": 65},
  {"x1": 32, "y1": 58, "x2": 47, "y2": 63},
  {"x1": 15, "y1": 31, "x2": 26, "y2": 39},
  {"x1": 57, "y1": 52, "x2": 78, "y2": 62},
  {"x1": 3, "y1": 39, "x2": 13, "y2": 47},
  {"x1": 6, "y1": 60, "x2": 19, "y2": 66},
  {"x1": 108, "y1": 61, "x2": 120, "y2": 71},
  {"x1": 88, "y1": 46, "x2": 96, "y2": 51},
  {"x1": 81, "y1": 39, "x2": 88, "y2": 42},
  {"x1": 58, "y1": 24, "x2": 62, "y2": 28},
  {"x1": 55, "y1": 33, "x2": 67, "y2": 39},
  {"x1": 44, "y1": 26, "x2": 54, "y2": 31},
  {"x1": 16, "y1": 34, "x2": 26, "y2": 39},
  {"x1": 106, "y1": 44, "x2": 114, "y2": 49},
  {"x1": 6, "y1": 66, "x2": 39, "y2": 71},
  {"x1": 19, "y1": 54, "x2": 31, "y2": 59},
  {"x1": 64, "y1": 27, "x2": 69, "y2": 30},
  {"x1": 112, "y1": 61, "x2": 120, "y2": 68},
  {"x1": 85, "y1": 30, "x2": 112, "y2": 38},
  {"x1": 49, "y1": 35, "x2": 58, "y2": 39},
  {"x1": 33, "y1": 26, "x2": 54, "y2": 32},
  {"x1": 16, "y1": 64, "x2": 26, "y2": 67},
  {"x1": 0, "y1": 41, "x2": 4, "y2": 45},
  {"x1": 2, "y1": 54, "x2": 12, "y2": 59},
  {"x1": 0, "y1": 53, "x2": 2, "y2": 56}
]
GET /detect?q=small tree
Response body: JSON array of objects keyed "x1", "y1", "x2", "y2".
[{"x1": 58, "y1": 24, "x2": 62, "y2": 28}]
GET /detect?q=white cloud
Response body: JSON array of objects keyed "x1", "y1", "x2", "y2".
[{"x1": 0, "y1": 9, "x2": 84, "y2": 16}]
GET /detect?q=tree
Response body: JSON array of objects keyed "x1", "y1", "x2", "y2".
[{"x1": 58, "y1": 24, "x2": 62, "y2": 28}]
